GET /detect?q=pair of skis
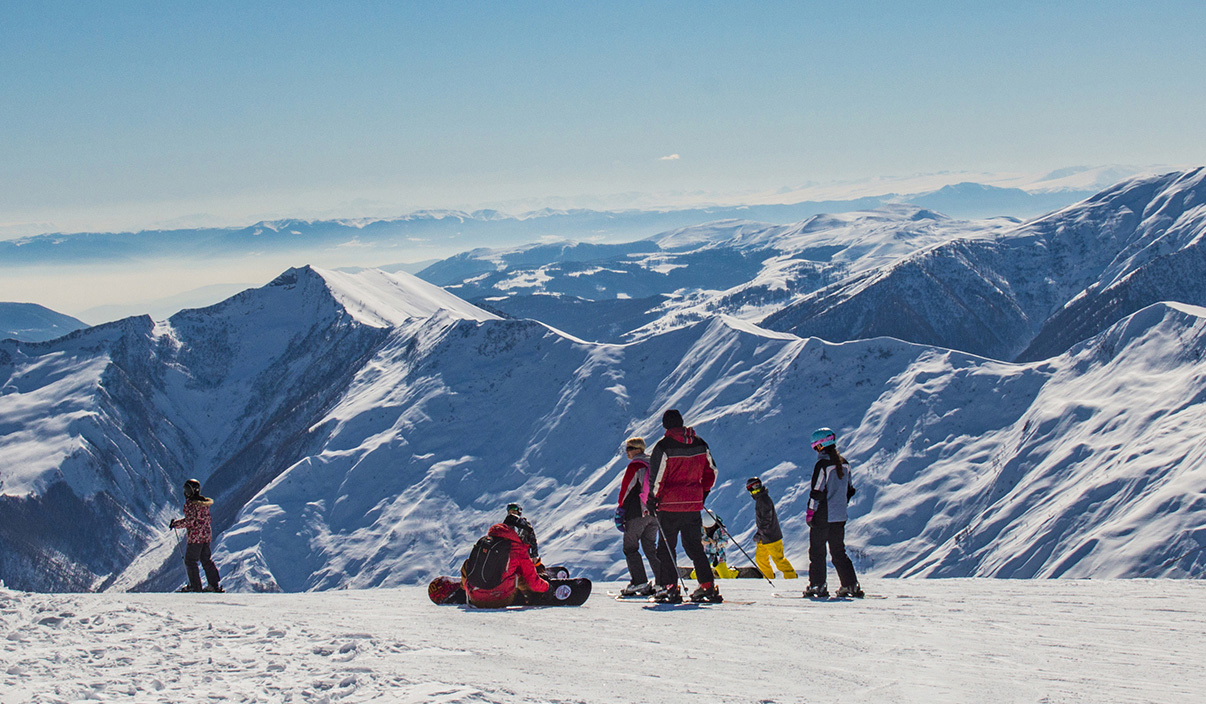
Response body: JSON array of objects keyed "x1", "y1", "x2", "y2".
[
  {"x1": 607, "y1": 591, "x2": 754, "y2": 605},
  {"x1": 608, "y1": 590, "x2": 886, "y2": 604}
]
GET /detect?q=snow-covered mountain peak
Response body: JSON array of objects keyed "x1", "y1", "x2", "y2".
[
  {"x1": 1084, "y1": 300, "x2": 1206, "y2": 362},
  {"x1": 1029, "y1": 168, "x2": 1204, "y2": 235},
  {"x1": 310, "y1": 267, "x2": 499, "y2": 327},
  {"x1": 768, "y1": 205, "x2": 1001, "y2": 264},
  {"x1": 798, "y1": 204, "x2": 947, "y2": 232},
  {"x1": 1020, "y1": 168, "x2": 1206, "y2": 290},
  {"x1": 648, "y1": 220, "x2": 769, "y2": 250},
  {"x1": 712, "y1": 314, "x2": 800, "y2": 341}
]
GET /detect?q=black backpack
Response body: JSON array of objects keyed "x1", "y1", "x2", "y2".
[{"x1": 462, "y1": 535, "x2": 512, "y2": 589}]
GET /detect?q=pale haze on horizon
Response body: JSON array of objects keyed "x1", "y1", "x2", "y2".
[
  {"x1": 2, "y1": 2, "x2": 1205, "y2": 323},
  {"x1": 2, "y1": 1, "x2": 1204, "y2": 237}
]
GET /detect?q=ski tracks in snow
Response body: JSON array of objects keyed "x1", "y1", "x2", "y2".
[{"x1": 0, "y1": 589, "x2": 488, "y2": 703}]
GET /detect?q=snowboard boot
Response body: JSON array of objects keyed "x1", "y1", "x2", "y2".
[
  {"x1": 178, "y1": 584, "x2": 203, "y2": 593},
  {"x1": 836, "y1": 584, "x2": 864, "y2": 598},
  {"x1": 653, "y1": 584, "x2": 682, "y2": 604},
  {"x1": 689, "y1": 582, "x2": 723, "y2": 603},
  {"x1": 204, "y1": 584, "x2": 225, "y2": 593},
  {"x1": 803, "y1": 584, "x2": 829, "y2": 598},
  {"x1": 620, "y1": 582, "x2": 655, "y2": 597}
]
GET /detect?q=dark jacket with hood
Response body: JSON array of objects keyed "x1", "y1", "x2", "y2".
[{"x1": 751, "y1": 488, "x2": 784, "y2": 544}]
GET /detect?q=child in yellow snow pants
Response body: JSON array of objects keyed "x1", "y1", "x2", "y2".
[{"x1": 754, "y1": 538, "x2": 797, "y2": 579}]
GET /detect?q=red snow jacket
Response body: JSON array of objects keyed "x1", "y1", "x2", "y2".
[
  {"x1": 649, "y1": 427, "x2": 717, "y2": 513},
  {"x1": 462, "y1": 522, "x2": 550, "y2": 608},
  {"x1": 617, "y1": 454, "x2": 652, "y2": 517}
]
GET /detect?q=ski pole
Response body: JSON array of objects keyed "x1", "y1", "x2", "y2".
[{"x1": 703, "y1": 506, "x2": 775, "y2": 589}]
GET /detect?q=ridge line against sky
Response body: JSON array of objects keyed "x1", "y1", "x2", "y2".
[{"x1": 2, "y1": 1, "x2": 1205, "y2": 236}]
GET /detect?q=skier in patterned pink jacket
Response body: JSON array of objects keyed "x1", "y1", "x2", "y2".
[{"x1": 169, "y1": 478, "x2": 223, "y2": 593}]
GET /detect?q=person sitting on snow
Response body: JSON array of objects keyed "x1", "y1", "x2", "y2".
[
  {"x1": 504, "y1": 502, "x2": 549, "y2": 578},
  {"x1": 692, "y1": 511, "x2": 741, "y2": 579},
  {"x1": 460, "y1": 504, "x2": 550, "y2": 608}
]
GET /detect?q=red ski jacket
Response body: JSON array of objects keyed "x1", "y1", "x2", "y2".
[
  {"x1": 617, "y1": 454, "x2": 652, "y2": 516},
  {"x1": 462, "y1": 522, "x2": 550, "y2": 608},
  {"x1": 649, "y1": 427, "x2": 717, "y2": 513}
]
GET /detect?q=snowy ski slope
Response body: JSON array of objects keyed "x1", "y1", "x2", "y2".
[{"x1": 2, "y1": 579, "x2": 1203, "y2": 703}]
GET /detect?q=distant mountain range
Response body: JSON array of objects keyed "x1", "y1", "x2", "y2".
[
  {"x1": 0, "y1": 182, "x2": 1099, "y2": 269},
  {"x1": 767, "y1": 169, "x2": 1206, "y2": 362},
  {"x1": 416, "y1": 169, "x2": 1206, "y2": 363},
  {"x1": 0, "y1": 303, "x2": 87, "y2": 342},
  {"x1": 2, "y1": 169, "x2": 1204, "y2": 593}
]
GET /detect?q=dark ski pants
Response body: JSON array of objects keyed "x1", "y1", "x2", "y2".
[
  {"x1": 185, "y1": 542, "x2": 221, "y2": 590},
  {"x1": 623, "y1": 512, "x2": 661, "y2": 585},
  {"x1": 808, "y1": 519, "x2": 857, "y2": 589},
  {"x1": 654, "y1": 510, "x2": 714, "y2": 587}
]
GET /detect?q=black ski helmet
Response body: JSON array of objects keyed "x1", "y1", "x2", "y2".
[
  {"x1": 746, "y1": 477, "x2": 763, "y2": 493},
  {"x1": 183, "y1": 478, "x2": 201, "y2": 499}
]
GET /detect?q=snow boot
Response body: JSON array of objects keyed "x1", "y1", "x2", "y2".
[
  {"x1": 804, "y1": 584, "x2": 829, "y2": 598},
  {"x1": 620, "y1": 582, "x2": 654, "y2": 597},
  {"x1": 653, "y1": 584, "x2": 682, "y2": 604},
  {"x1": 836, "y1": 584, "x2": 864, "y2": 598},
  {"x1": 689, "y1": 583, "x2": 723, "y2": 603}
]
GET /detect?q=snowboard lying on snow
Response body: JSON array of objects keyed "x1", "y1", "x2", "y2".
[{"x1": 428, "y1": 576, "x2": 592, "y2": 607}]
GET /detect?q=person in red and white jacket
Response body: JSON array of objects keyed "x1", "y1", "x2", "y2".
[
  {"x1": 647, "y1": 409, "x2": 721, "y2": 603},
  {"x1": 615, "y1": 436, "x2": 660, "y2": 597},
  {"x1": 169, "y1": 478, "x2": 222, "y2": 593},
  {"x1": 461, "y1": 510, "x2": 550, "y2": 608}
]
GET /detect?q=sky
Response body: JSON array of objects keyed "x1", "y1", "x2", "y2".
[{"x1": 2, "y1": 0, "x2": 1204, "y2": 238}]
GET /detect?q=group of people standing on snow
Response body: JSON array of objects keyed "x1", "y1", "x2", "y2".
[
  {"x1": 613, "y1": 409, "x2": 862, "y2": 603},
  {"x1": 171, "y1": 407, "x2": 861, "y2": 605}
]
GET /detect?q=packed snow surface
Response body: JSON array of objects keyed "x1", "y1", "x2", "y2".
[{"x1": 2, "y1": 580, "x2": 1202, "y2": 703}]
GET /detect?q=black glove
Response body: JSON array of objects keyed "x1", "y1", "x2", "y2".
[
  {"x1": 847, "y1": 485, "x2": 857, "y2": 500},
  {"x1": 702, "y1": 489, "x2": 710, "y2": 502},
  {"x1": 648, "y1": 497, "x2": 659, "y2": 512}
]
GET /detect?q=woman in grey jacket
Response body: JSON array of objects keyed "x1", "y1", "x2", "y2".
[{"x1": 805, "y1": 428, "x2": 862, "y2": 598}]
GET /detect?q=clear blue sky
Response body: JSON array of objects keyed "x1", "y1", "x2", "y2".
[{"x1": 2, "y1": 0, "x2": 1204, "y2": 234}]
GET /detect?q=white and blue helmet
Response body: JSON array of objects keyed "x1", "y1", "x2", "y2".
[{"x1": 810, "y1": 428, "x2": 836, "y2": 451}]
